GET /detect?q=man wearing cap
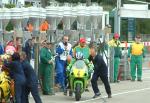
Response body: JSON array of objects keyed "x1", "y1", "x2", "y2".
[
  {"x1": 108, "y1": 33, "x2": 122, "y2": 83},
  {"x1": 67, "y1": 38, "x2": 94, "y2": 73},
  {"x1": 74, "y1": 38, "x2": 90, "y2": 59},
  {"x1": 128, "y1": 35, "x2": 145, "y2": 81},
  {"x1": 39, "y1": 41, "x2": 54, "y2": 95}
]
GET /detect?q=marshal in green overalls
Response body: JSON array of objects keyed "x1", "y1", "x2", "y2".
[
  {"x1": 108, "y1": 33, "x2": 122, "y2": 82},
  {"x1": 128, "y1": 35, "x2": 145, "y2": 81},
  {"x1": 39, "y1": 44, "x2": 53, "y2": 94}
]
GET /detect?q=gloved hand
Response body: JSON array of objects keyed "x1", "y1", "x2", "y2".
[
  {"x1": 88, "y1": 63, "x2": 94, "y2": 70},
  {"x1": 66, "y1": 66, "x2": 70, "y2": 73},
  {"x1": 89, "y1": 69, "x2": 94, "y2": 74},
  {"x1": 66, "y1": 66, "x2": 71, "y2": 77},
  {"x1": 88, "y1": 69, "x2": 94, "y2": 79}
]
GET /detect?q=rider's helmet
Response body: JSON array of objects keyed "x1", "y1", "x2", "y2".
[{"x1": 76, "y1": 52, "x2": 84, "y2": 60}]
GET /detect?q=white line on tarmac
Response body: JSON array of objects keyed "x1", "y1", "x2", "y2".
[
  {"x1": 143, "y1": 77, "x2": 150, "y2": 79},
  {"x1": 74, "y1": 87, "x2": 150, "y2": 103}
]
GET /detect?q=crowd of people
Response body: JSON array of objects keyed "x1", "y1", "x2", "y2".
[
  {"x1": 0, "y1": 31, "x2": 146, "y2": 102},
  {"x1": 0, "y1": 36, "x2": 42, "y2": 103},
  {"x1": 53, "y1": 35, "x2": 112, "y2": 98}
]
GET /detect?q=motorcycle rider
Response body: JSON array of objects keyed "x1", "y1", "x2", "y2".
[
  {"x1": 67, "y1": 52, "x2": 93, "y2": 75},
  {"x1": 67, "y1": 38, "x2": 94, "y2": 92},
  {"x1": 67, "y1": 38, "x2": 94, "y2": 74}
]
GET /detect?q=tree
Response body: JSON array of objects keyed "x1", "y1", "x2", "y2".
[
  {"x1": 41, "y1": 0, "x2": 46, "y2": 8},
  {"x1": 6, "y1": 21, "x2": 14, "y2": 31},
  {"x1": 41, "y1": 0, "x2": 51, "y2": 8},
  {"x1": 86, "y1": 0, "x2": 91, "y2": 6}
]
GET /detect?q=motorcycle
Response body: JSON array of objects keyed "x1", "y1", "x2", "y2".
[
  {"x1": 0, "y1": 71, "x2": 14, "y2": 103},
  {"x1": 0, "y1": 54, "x2": 14, "y2": 103},
  {"x1": 68, "y1": 59, "x2": 90, "y2": 101}
]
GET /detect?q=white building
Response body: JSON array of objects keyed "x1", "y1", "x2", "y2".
[
  {"x1": 0, "y1": 0, "x2": 40, "y2": 5},
  {"x1": 1, "y1": 0, "x2": 24, "y2": 5}
]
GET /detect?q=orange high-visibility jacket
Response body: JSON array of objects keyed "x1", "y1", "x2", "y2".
[{"x1": 40, "y1": 21, "x2": 49, "y2": 31}]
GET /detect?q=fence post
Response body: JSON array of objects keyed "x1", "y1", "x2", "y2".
[
  {"x1": 34, "y1": 43, "x2": 39, "y2": 76},
  {"x1": 109, "y1": 47, "x2": 114, "y2": 82}
]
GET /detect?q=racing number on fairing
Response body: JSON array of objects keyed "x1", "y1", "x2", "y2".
[{"x1": 77, "y1": 71, "x2": 80, "y2": 77}]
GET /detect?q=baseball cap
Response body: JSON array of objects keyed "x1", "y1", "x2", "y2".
[
  {"x1": 79, "y1": 38, "x2": 86, "y2": 43},
  {"x1": 114, "y1": 33, "x2": 119, "y2": 39}
]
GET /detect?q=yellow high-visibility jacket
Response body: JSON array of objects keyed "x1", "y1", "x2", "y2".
[{"x1": 128, "y1": 42, "x2": 145, "y2": 56}]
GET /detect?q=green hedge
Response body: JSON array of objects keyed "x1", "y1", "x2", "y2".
[
  {"x1": 4, "y1": 4, "x2": 15, "y2": 31},
  {"x1": 5, "y1": 4, "x2": 15, "y2": 8},
  {"x1": 6, "y1": 21, "x2": 14, "y2": 31}
]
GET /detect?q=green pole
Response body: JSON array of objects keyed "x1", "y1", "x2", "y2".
[
  {"x1": 51, "y1": 57, "x2": 55, "y2": 94},
  {"x1": 34, "y1": 43, "x2": 39, "y2": 76},
  {"x1": 109, "y1": 47, "x2": 114, "y2": 82},
  {"x1": 34, "y1": 42, "x2": 43, "y2": 90},
  {"x1": 51, "y1": 45, "x2": 55, "y2": 94}
]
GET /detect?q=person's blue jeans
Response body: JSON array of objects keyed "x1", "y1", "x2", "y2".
[
  {"x1": 25, "y1": 83, "x2": 42, "y2": 103},
  {"x1": 91, "y1": 73, "x2": 111, "y2": 95},
  {"x1": 15, "y1": 82, "x2": 25, "y2": 103}
]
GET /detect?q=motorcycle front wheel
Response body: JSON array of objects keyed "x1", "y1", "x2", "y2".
[{"x1": 75, "y1": 83, "x2": 81, "y2": 101}]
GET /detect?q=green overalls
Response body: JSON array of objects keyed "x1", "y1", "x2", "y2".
[
  {"x1": 128, "y1": 42, "x2": 145, "y2": 80},
  {"x1": 108, "y1": 39, "x2": 122, "y2": 82},
  {"x1": 39, "y1": 47, "x2": 53, "y2": 94}
]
